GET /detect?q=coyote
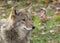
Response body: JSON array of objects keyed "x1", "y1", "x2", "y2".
[{"x1": 0, "y1": 6, "x2": 35, "y2": 43}]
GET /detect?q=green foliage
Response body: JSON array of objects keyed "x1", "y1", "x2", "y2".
[
  {"x1": 45, "y1": 18, "x2": 56, "y2": 30},
  {"x1": 31, "y1": 8, "x2": 60, "y2": 43},
  {"x1": 46, "y1": 9, "x2": 54, "y2": 16},
  {"x1": 55, "y1": 15, "x2": 60, "y2": 22},
  {"x1": 31, "y1": 13, "x2": 40, "y2": 29}
]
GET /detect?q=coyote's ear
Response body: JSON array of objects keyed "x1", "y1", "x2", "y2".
[
  {"x1": 14, "y1": 8, "x2": 20, "y2": 15},
  {"x1": 24, "y1": 4, "x2": 32, "y2": 13},
  {"x1": 11, "y1": 6, "x2": 20, "y2": 15},
  {"x1": 9, "y1": 6, "x2": 20, "y2": 19},
  {"x1": 27, "y1": 6, "x2": 32, "y2": 13}
]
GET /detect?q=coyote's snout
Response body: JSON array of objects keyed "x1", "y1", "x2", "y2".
[{"x1": 0, "y1": 6, "x2": 35, "y2": 43}]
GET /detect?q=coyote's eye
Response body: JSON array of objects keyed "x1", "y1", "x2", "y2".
[
  {"x1": 22, "y1": 19, "x2": 25, "y2": 21},
  {"x1": 29, "y1": 18, "x2": 32, "y2": 21}
]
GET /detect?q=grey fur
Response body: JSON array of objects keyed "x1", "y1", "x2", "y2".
[{"x1": 0, "y1": 6, "x2": 33, "y2": 43}]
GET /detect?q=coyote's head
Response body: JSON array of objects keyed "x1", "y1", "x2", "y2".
[{"x1": 8, "y1": 6, "x2": 35, "y2": 31}]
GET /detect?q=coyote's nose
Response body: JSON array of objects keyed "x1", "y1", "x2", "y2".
[{"x1": 32, "y1": 26, "x2": 35, "y2": 29}]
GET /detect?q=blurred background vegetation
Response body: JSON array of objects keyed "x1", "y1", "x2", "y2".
[{"x1": 0, "y1": 0, "x2": 60, "y2": 43}]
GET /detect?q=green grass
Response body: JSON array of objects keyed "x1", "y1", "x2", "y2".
[{"x1": 30, "y1": 9, "x2": 60, "y2": 43}]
